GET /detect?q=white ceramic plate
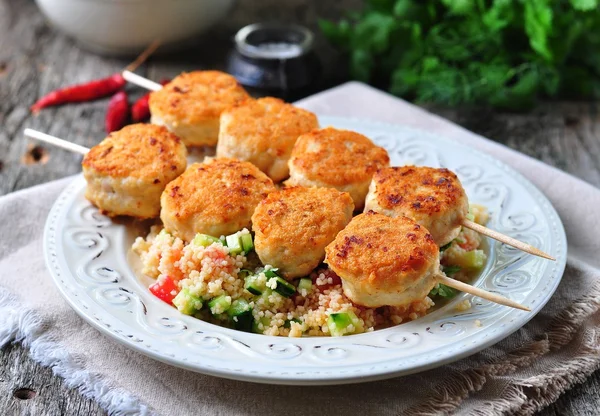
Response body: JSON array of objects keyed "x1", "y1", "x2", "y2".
[{"x1": 44, "y1": 116, "x2": 567, "y2": 385}]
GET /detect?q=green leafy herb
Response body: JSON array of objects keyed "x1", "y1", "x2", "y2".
[
  {"x1": 439, "y1": 241, "x2": 453, "y2": 252},
  {"x1": 319, "y1": 0, "x2": 600, "y2": 109},
  {"x1": 429, "y1": 283, "x2": 457, "y2": 299},
  {"x1": 443, "y1": 265, "x2": 461, "y2": 276}
]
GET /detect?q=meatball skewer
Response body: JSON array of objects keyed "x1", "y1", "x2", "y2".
[
  {"x1": 122, "y1": 70, "x2": 163, "y2": 92},
  {"x1": 24, "y1": 129, "x2": 276, "y2": 240},
  {"x1": 365, "y1": 166, "x2": 555, "y2": 260},
  {"x1": 124, "y1": 70, "x2": 250, "y2": 148},
  {"x1": 251, "y1": 186, "x2": 354, "y2": 279},
  {"x1": 160, "y1": 158, "x2": 275, "y2": 241},
  {"x1": 24, "y1": 126, "x2": 188, "y2": 219},
  {"x1": 325, "y1": 211, "x2": 530, "y2": 311},
  {"x1": 216, "y1": 97, "x2": 319, "y2": 182},
  {"x1": 285, "y1": 127, "x2": 390, "y2": 210},
  {"x1": 24, "y1": 129, "x2": 90, "y2": 155}
]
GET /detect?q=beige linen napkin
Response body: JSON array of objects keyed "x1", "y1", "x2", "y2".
[{"x1": 1, "y1": 82, "x2": 599, "y2": 416}]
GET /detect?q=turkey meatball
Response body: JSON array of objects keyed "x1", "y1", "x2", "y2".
[
  {"x1": 160, "y1": 158, "x2": 275, "y2": 241},
  {"x1": 325, "y1": 211, "x2": 440, "y2": 308},
  {"x1": 364, "y1": 166, "x2": 469, "y2": 246},
  {"x1": 252, "y1": 186, "x2": 354, "y2": 279}
]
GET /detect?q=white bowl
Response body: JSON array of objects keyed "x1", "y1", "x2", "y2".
[{"x1": 35, "y1": 0, "x2": 236, "y2": 56}]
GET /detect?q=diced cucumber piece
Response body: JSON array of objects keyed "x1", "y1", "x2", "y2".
[
  {"x1": 212, "y1": 313, "x2": 230, "y2": 322},
  {"x1": 443, "y1": 265, "x2": 461, "y2": 276},
  {"x1": 252, "y1": 316, "x2": 271, "y2": 334},
  {"x1": 227, "y1": 299, "x2": 251, "y2": 317},
  {"x1": 263, "y1": 268, "x2": 279, "y2": 278},
  {"x1": 283, "y1": 318, "x2": 302, "y2": 329},
  {"x1": 463, "y1": 250, "x2": 486, "y2": 270},
  {"x1": 208, "y1": 295, "x2": 232, "y2": 315},
  {"x1": 270, "y1": 276, "x2": 296, "y2": 298},
  {"x1": 240, "y1": 233, "x2": 254, "y2": 253},
  {"x1": 259, "y1": 288, "x2": 277, "y2": 307},
  {"x1": 226, "y1": 299, "x2": 253, "y2": 332},
  {"x1": 233, "y1": 312, "x2": 253, "y2": 332},
  {"x1": 439, "y1": 241, "x2": 453, "y2": 252},
  {"x1": 172, "y1": 288, "x2": 203, "y2": 316},
  {"x1": 297, "y1": 278, "x2": 312, "y2": 295},
  {"x1": 244, "y1": 274, "x2": 265, "y2": 295},
  {"x1": 327, "y1": 311, "x2": 361, "y2": 336},
  {"x1": 192, "y1": 233, "x2": 221, "y2": 247},
  {"x1": 225, "y1": 234, "x2": 243, "y2": 255},
  {"x1": 238, "y1": 269, "x2": 252, "y2": 279}
]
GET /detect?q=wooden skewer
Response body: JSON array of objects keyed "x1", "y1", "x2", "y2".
[
  {"x1": 20, "y1": 129, "x2": 537, "y2": 312},
  {"x1": 24, "y1": 129, "x2": 89, "y2": 155},
  {"x1": 122, "y1": 70, "x2": 163, "y2": 91},
  {"x1": 461, "y1": 219, "x2": 555, "y2": 261},
  {"x1": 124, "y1": 40, "x2": 161, "y2": 73},
  {"x1": 436, "y1": 274, "x2": 530, "y2": 311}
]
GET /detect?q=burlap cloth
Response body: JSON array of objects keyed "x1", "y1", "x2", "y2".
[{"x1": 1, "y1": 82, "x2": 599, "y2": 415}]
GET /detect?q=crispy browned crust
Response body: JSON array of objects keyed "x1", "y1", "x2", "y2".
[
  {"x1": 219, "y1": 97, "x2": 319, "y2": 155},
  {"x1": 251, "y1": 186, "x2": 354, "y2": 278},
  {"x1": 288, "y1": 127, "x2": 390, "y2": 186},
  {"x1": 161, "y1": 158, "x2": 275, "y2": 225},
  {"x1": 81, "y1": 124, "x2": 187, "y2": 180},
  {"x1": 371, "y1": 166, "x2": 467, "y2": 216},
  {"x1": 325, "y1": 211, "x2": 438, "y2": 290},
  {"x1": 149, "y1": 71, "x2": 249, "y2": 125}
]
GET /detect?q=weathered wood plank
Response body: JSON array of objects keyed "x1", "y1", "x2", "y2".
[
  {"x1": 429, "y1": 102, "x2": 600, "y2": 188},
  {"x1": 0, "y1": 342, "x2": 106, "y2": 416}
]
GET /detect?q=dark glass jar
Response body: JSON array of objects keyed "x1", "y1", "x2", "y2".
[{"x1": 227, "y1": 23, "x2": 322, "y2": 101}]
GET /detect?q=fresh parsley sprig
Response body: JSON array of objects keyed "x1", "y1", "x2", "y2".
[
  {"x1": 429, "y1": 283, "x2": 457, "y2": 299},
  {"x1": 320, "y1": 0, "x2": 600, "y2": 110}
]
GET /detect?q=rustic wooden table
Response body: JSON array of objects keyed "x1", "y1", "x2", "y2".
[{"x1": 1, "y1": 0, "x2": 599, "y2": 414}]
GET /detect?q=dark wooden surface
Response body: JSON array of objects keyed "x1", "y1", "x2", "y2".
[{"x1": 1, "y1": 0, "x2": 599, "y2": 415}]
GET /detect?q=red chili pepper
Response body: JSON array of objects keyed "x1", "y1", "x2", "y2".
[
  {"x1": 31, "y1": 73, "x2": 126, "y2": 113},
  {"x1": 149, "y1": 276, "x2": 179, "y2": 304},
  {"x1": 105, "y1": 91, "x2": 129, "y2": 133},
  {"x1": 131, "y1": 79, "x2": 170, "y2": 122}
]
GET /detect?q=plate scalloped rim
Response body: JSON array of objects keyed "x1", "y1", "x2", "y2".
[{"x1": 43, "y1": 116, "x2": 567, "y2": 385}]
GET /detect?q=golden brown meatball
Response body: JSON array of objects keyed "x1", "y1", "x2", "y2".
[
  {"x1": 286, "y1": 127, "x2": 389, "y2": 210},
  {"x1": 160, "y1": 158, "x2": 275, "y2": 241},
  {"x1": 216, "y1": 97, "x2": 319, "y2": 182},
  {"x1": 82, "y1": 124, "x2": 187, "y2": 219},
  {"x1": 149, "y1": 71, "x2": 249, "y2": 147},
  {"x1": 324, "y1": 211, "x2": 440, "y2": 307},
  {"x1": 364, "y1": 166, "x2": 469, "y2": 246},
  {"x1": 252, "y1": 187, "x2": 354, "y2": 279}
]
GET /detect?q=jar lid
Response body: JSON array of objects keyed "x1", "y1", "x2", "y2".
[{"x1": 234, "y1": 23, "x2": 314, "y2": 60}]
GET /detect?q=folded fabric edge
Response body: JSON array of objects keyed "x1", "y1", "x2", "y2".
[
  {"x1": 407, "y1": 339, "x2": 550, "y2": 415},
  {"x1": 408, "y1": 276, "x2": 600, "y2": 416},
  {"x1": 0, "y1": 176, "x2": 76, "y2": 203},
  {"x1": 0, "y1": 285, "x2": 155, "y2": 416},
  {"x1": 486, "y1": 329, "x2": 600, "y2": 416}
]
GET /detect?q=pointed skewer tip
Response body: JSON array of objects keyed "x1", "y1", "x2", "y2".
[{"x1": 461, "y1": 219, "x2": 555, "y2": 261}]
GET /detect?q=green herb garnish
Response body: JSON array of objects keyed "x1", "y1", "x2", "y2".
[
  {"x1": 320, "y1": 0, "x2": 600, "y2": 110},
  {"x1": 429, "y1": 283, "x2": 458, "y2": 299},
  {"x1": 443, "y1": 265, "x2": 461, "y2": 276},
  {"x1": 440, "y1": 241, "x2": 453, "y2": 252}
]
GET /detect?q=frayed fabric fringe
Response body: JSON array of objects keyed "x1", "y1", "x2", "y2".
[
  {"x1": 409, "y1": 279, "x2": 600, "y2": 416},
  {"x1": 0, "y1": 286, "x2": 154, "y2": 416}
]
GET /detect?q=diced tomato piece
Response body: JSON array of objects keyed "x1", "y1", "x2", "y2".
[{"x1": 149, "y1": 276, "x2": 179, "y2": 304}]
